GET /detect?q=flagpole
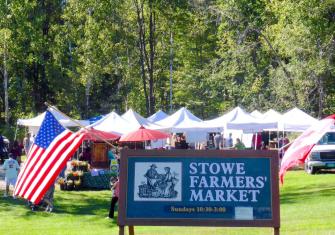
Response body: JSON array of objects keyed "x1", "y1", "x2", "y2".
[{"x1": 44, "y1": 102, "x2": 115, "y2": 148}]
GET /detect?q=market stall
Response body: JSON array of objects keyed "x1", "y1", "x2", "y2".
[{"x1": 58, "y1": 128, "x2": 120, "y2": 190}]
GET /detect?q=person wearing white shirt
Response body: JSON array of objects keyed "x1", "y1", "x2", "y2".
[{"x1": 3, "y1": 153, "x2": 20, "y2": 198}]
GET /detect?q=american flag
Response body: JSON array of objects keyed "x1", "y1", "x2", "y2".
[
  {"x1": 14, "y1": 109, "x2": 84, "y2": 204},
  {"x1": 279, "y1": 115, "x2": 335, "y2": 183}
]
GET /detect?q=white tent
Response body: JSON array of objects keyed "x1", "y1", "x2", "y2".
[
  {"x1": 279, "y1": 107, "x2": 319, "y2": 132},
  {"x1": 122, "y1": 109, "x2": 163, "y2": 130},
  {"x1": 156, "y1": 107, "x2": 211, "y2": 132},
  {"x1": 17, "y1": 112, "x2": 46, "y2": 127},
  {"x1": 250, "y1": 110, "x2": 264, "y2": 119},
  {"x1": 156, "y1": 107, "x2": 216, "y2": 143},
  {"x1": 121, "y1": 109, "x2": 167, "y2": 148},
  {"x1": 263, "y1": 109, "x2": 282, "y2": 122},
  {"x1": 147, "y1": 110, "x2": 169, "y2": 123},
  {"x1": 17, "y1": 110, "x2": 89, "y2": 127},
  {"x1": 261, "y1": 109, "x2": 282, "y2": 131},
  {"x1": 90, "y1": 111, "x2": 137, "y2": 135},
  {"x1": 204, "y1": 107, "x2": 252, "y2": 147},
  {"x1": 226, "y1": 107, "x2": 277, "y2": 132},
  {"x1": 204, "y1": 107, "x2": 239, "y2": 130},
  {"x1": 17, "y1": 108, "x2": 90, "y2": 135}
]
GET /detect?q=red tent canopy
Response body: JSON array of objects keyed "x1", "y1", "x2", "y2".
[
  {"x1": 119, "y1": 126, "x2": 170, "y2": 142},
  {"x1": 82, "y1": 128, "x2": 120, "y2": 141}
]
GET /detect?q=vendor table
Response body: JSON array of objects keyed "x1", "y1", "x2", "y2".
[{"x1": 82, "y1": 170, "x2": 116, "y2": 189}]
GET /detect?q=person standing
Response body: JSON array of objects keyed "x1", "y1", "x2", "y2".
[
  {"x1": 43, "y1": 183, "x2": 55, "y2": 212},
  {"x1": 79, "y1": 146, "x2": 92, "y2": 164},
  {"x1": 0, "y1": 135, "x2": 7, "y2": 164},
  {"x1": 3, "y1": 153, "x2": 20, "y2": 198},
  {"x1": 226, "y1": 133, "x2": 233, "y2": 148},
  {"x1": 108, "y1": 147, "x2": 119, "y2": 175},
  {"x1": 108, "y1": 177, "x2": 119, "y2": 219},
  {"x1": 214, "y1": 132, "x2": 223, "y2": 150},
  {"x1": 163, "y1": 167, "x2": 173, "y2": 197},
  {"x1": 23, "y1": 132, "x2": 33, "y2": 156},
  {"x1": 252, "y1": 132, "x2": 262, "y2": 150},
  {"x1": 10, "y1": 140, "x2": 22, "y2": 165}
]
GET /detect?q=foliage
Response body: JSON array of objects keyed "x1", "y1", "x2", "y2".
[{"x1": 0, "y1": 0, "x2": 334, "y2": 137}]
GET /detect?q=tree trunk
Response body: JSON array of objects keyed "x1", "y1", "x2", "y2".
[
  {"x1": 317, "y1": 39, "x2": 324, "y2": 118},
  {"x1": 169, "y1": 29, "x2": 173, "y2": 113},
  {"x1": 148, "y1": 0, "x2": 155, "y2": 115},
  {"x1": 3, "y1": 0, "x2": 9, "y2": 125},
  {"x1": 85, "y1": 75, "x2": 92, "y2": 118},
  {"x1": 41, "y1": 0, "x2": 50, "y2": 106},
  {"x1": 318, "y1": 76, "x2": 324, "y2": 118},
  {"x1": 134, "y1": 0, "x2": 149, "y2": 116},
  {"x1": 258, "y1": 31, "x2": 298, "y2": 105},
  {"x1": 3, "y1": 48, "x2": 9, "y2": 125},
  {"x1": 33, "y1": 62, "x2": 40, "y2": 112}
]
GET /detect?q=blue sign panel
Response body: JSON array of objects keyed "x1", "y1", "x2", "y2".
[{"x1": 126, "y1": 156, "x2": 272, "y2": 220}]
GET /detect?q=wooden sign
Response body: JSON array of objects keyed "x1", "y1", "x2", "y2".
[{"x1": 118, "y1": 150, "x2": 280, "y2": 235}]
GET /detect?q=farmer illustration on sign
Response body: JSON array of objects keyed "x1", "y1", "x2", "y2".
[
  {"x1": 144, "y1": 164, "x2": 159, "y2": 189},
  {"x1": 140, "y1": 164, "x2": 178, "y2": 199}
]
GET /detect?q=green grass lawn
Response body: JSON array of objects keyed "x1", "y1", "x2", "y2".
[{"x1": 1, "y1": 170, "x2": 334, "y2": 235}]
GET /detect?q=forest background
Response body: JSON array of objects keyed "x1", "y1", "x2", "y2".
[{"x1": 0, "y1": 0, "x2": 334, "y2": 138}]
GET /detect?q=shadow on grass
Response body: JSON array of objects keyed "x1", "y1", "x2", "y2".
[
  {"x1": 0, "y1": 194, "x2": 27, "y2": 207},
  {"x1": 55, "y1": 196, "x2": 110, "y2": 215},
  {"x1": 0, "y1": 189, "x2": 116, "y2": 219},
  {"x1": 281, "y1": 186, "x2": 335, "y2": 204},
  {"x1": 52, "y1": 189, "x2": 122, "y2": 227}
]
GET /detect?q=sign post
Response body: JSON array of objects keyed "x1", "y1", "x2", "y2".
[{"x1": 118, "y1": 150, "x2": 280, "y2": 234}]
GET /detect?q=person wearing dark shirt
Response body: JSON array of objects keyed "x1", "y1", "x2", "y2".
[
  {"x1": 10, "y1": 140, "x2": 22, "y2": 165},
  {"x1": 252, "y1": 132, "x2": 262, "y2": 150},
  {"x1": 144, "y1": 164, "x2": 158, "y2": 188},
  {"x1": 0, "y1": 135, "x2": 7, "y2": 164},
  {"x1": 79, "y1": 147, "x2": 92, "y2": 164},
  {"x1": 179, "y1": 135, "x2": 188, "y2": 149}
]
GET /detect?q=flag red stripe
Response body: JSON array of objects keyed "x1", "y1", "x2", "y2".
[
  {"x1": 279, "y1": 144, "x2": 314, "y2": 183},
  {"x1": 16, "y1": 133, "x2": 69, "y2": 197},
  {"x1": 16, "y1": 148, "x2": 45, "y2": 197},
  {"x1": 14, "y1": 144, "x2": 38, "y2": 194},
  {"x1": 22, "y1": 131, "x2": 74, "y2": 198},
  {"x1": 14, "y1": 146, "x2": 45, "y2": 196},
  {"x1": 30, "y1": 134, "x2": 84, "y2": 204},
  {"x1": 18, "y1": 131, "x2": 72, "y2": 197},
  {"x1": 25, "y1": 132, "x2": 81, "y2": 201},
  {"x1": 279, "y1": 118, "x2": 334, "y2": 183}
]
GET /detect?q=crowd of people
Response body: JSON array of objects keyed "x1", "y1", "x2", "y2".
[{"x1": 213, "y1": 132, "x2": 234, "y2": 149}]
